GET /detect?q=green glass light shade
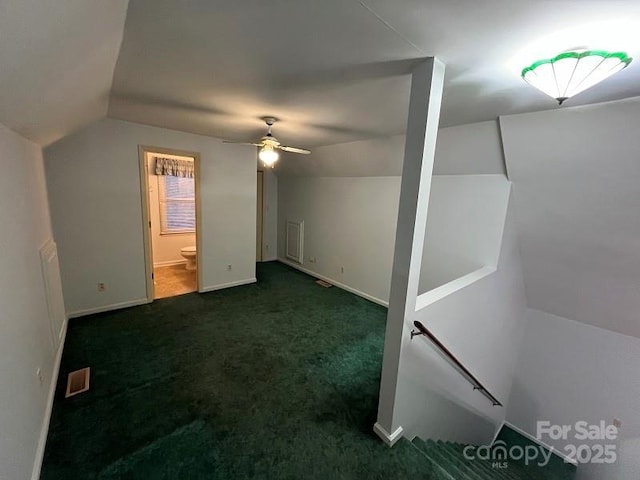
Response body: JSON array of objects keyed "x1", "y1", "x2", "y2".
[{"x1": 522, "y1": 50, "x2": 632, "y2": 104}]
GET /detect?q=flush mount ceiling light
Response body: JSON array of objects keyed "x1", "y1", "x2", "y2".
[{"x1": 522, "y1": 50, "x2": 632, "y2": 105}]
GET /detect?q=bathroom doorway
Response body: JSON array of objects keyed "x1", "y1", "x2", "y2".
[{"x1": 139, "y1": 146, "x2": 202, "y2": 300}]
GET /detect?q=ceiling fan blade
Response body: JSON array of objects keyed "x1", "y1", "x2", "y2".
[
  {"x1": 278, "y1": 145, "x2": 311, "y2": 155},
  {"x1": 222, "y1": 140, "x2": 262, "y2": 147}
]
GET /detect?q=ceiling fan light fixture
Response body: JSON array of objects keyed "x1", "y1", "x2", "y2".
[
  {"x1": 224, "y1": 117, "x2": 309, "y2": 163},
  {"x1": 521, "y1": 50, "x2": 632, "y2": 104},
  {"x1": 259, "y1": 145, "x2": 279, "y2": 167}
]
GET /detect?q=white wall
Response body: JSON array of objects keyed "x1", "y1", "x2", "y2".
[
  {"x1": 0, "y1": 123, "x2": 61, "y2": 479},
  {"x1": 507, "y1": 308, "x2": 640, "y2": 480},
  {"x1": 277, "y1": 174, "x2": 512, "y2": 304},
  {"x1": 278, "y1": 176, "x2": 400, "y2": 304},
  {"x1": 420, "y1": 175, "x2": 511, "y2": 293},
  {"x1": 45, "y1": 118, "x2": 256, "y2": 316},
  {"x1": 146, "y1": 155, "x2": 196, "y2": 266},
  {"x1": 275, "y1": 119, "x2": 508, "y2": 303},
  {"x1": 276, "y1": 120, "x2": 506, "y2": 177},
  {"x1": 277, "y1": 135, "x2": 406, "y2": 177},
  {"x1": 501, "y1": 96, "x2": 640, "y2": 339},
  {"x1": 391, "y1": 191, "x2": 527, "y2": 445},
  {"x1": 433, "y1": 121, "x2": 506, "y2": 175}
]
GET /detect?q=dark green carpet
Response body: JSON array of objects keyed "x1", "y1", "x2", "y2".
[
  {"x1": 41, "y1": 262, "x2": 575, "y2": 479},
  {"x1": 42, "y1": 262, "x2": 435, "y2": 479}
]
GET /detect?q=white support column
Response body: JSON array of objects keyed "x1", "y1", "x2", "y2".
[{"x1": 374, "y1": 57, "x2": 445, "y2": 445}]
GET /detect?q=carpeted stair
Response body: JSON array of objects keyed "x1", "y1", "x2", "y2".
[{"x1": 411, "y1": 436, "x2": 577, "y2": 480}]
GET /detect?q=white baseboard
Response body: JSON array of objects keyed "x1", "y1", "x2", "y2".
[
  {"x1": 504, "y1": 421, "x2": 578, "y2": 466},
  {"x1": 199, "y1": 278, "x2": 257, "y2": 293},
  {"x1": 67, "y1": 298, "x2": 150, "y2": 319},
  {"x1": 31, "y1": 319, "x2": 68, "y2": 480},
  {"x1": 374, "y1": 422, "x2": 404, "y2": 447},
  {"x1": 153, "y1": 259, "x2": 187, "y2": 268},
  {"x1": 277, "y1": 259, "x2": 389, "y2": 307}
]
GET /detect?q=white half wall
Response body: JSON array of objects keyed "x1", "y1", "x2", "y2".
[
  {"x1": 419, "y1": 175, "x2": 511, "y2": 293},
  {"x1": 277, "y1": 174, "x2": 513, "y2": 305},
  {"x1": 44, "y1": 118, "x2": 256, "y2": 315},
  {"x1": 507, "y1": 308, "x2": 640, "y2": 480},
  {"x1": 391, "y1": 191, "x2": 527, "y2": 445},
  {"x1": 0, "y1": 123, "x2": 62, "y2": 479}
]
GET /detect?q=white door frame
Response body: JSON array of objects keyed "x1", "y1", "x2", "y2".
[
  {"x1": 256, "y1": 170, "x2": 264, "y2": 262},
  {"x1": 138, "y1": 145, "x2": 203, "y2": 301}
]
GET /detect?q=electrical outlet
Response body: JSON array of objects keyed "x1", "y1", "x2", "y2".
[
  {"x1": 36, "y1": 368, "x2": 43, "y2": 386},
  {"x1": 97, "y1": 282, "x2": 106, "y2": 292},
  {"x1": 227, "y1": 264, "x2": 232, "y2": 271}
]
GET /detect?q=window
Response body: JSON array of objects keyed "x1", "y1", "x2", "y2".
[{"x1": 158, "y1": 175, "x2": 195, "y2": 234}]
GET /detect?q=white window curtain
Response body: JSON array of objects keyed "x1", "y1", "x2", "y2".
[
  {"x1": 155, "y1": 157, "x2": 194, "y2": 178},
  {"x1": 154, "y1": 157, "x2": 195, "y2": 234}
]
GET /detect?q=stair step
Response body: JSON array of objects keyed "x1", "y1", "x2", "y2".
[
  {"x1": 413, "y1": 439, "x2": 484, "y2": 480},
  {"x1": 411, "y1": 422, "x2": 579, "y2": 480},
  {"x1": 434, "y1": 440, "x2": 502, "y2": 480},
  {"x1": 413, "y1": 435, "x2": 574, "y2": 480},
  {"x1": 446, "y1": 441, "x2": 540, "y2": 480},
  {"x1": 439, "y1": 442, "x2": 520, "y2": 480},
  {"x1": 410, "y1": 439, "x2": 457, "y2": 480},
  {"x1": 427, "y1": 440, "x2": 487, "y2": 480}
]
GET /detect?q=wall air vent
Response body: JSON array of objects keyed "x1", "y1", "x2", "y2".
[{"x1": 65, "y1": 367, "x2": 90, "y2": 398}]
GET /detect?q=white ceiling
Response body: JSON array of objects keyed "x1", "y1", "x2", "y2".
[
  {"x1": 2, "y1": 1, "x2": 640, "y2": 147},
  {"x1": 0, "y1": 0, "x2": 129, "y2": 145},
  {"x1": 107, "y1": 0, "x2": 640, "y2": 148},
  {"x1": 501, "y1": 97, "x2": 640, "y2": 339}
]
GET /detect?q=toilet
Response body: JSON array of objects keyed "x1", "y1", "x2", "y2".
[{"x1": 180, "y1": 246, "x2": 197, "y2": 271}]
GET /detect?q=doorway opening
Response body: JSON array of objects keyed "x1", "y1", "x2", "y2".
[
  {"x1": 139, "y1": 146, "x2": 202, "y2": 300},
  {"x1": 256, "y1": 170, "x2": 264, "y2": 262}
]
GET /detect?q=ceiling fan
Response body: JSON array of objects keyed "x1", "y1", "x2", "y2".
[{"x1": 223, "y1": 117, "x2": 311, "y2": 167}]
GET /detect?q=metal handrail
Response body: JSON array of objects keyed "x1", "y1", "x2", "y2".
[{"x1": 410, "y1": 320, "x2": 503, "y2": 407}]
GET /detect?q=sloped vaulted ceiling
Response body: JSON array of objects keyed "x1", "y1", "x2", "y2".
[
  {"x1": 108, "y1": 0, "x2": 418, "y2": 147},
  {"x1": 0, "y1": 0, "x2": 129, "y2": 146},
  {"x1": 108, "y1": 0, "x2": 640, "y2": 149},
  {"x1": 3, "y1": 1, "x2": 640, "y2": 148}
]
